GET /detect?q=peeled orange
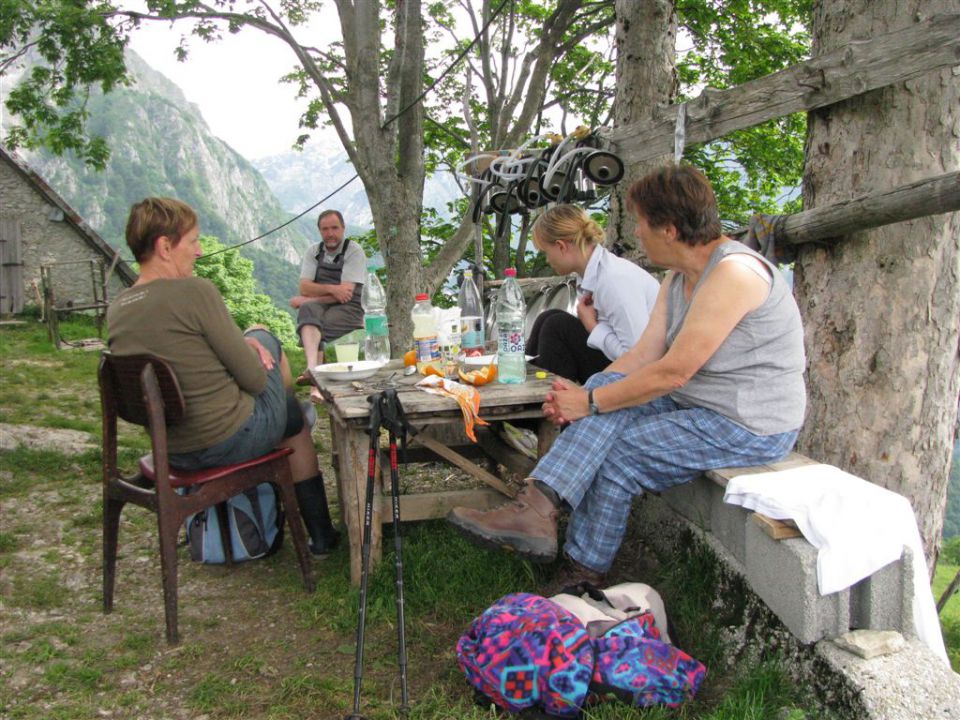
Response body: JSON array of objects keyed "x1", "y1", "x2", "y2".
[{"x1": 458, "y1": 363, "x2": 497, "y2": 386}]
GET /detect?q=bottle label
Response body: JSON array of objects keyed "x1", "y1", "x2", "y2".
[
  {"x1": 414, "y1": 336, "x2": 440, "y2": 363},
  {"x1": 497, "y1": 327, "x2": 525, "y2": 355},
  {"x1": 364, "y1": 314, "x2": 388, "y2": 336},
  {"x1": 461, "y1": 317, "x2": 484, "y2": 350}
]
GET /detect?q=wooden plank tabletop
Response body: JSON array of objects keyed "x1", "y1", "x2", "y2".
[{"x1": 309, "y1": 359, "x2": 554, "y2": 425}]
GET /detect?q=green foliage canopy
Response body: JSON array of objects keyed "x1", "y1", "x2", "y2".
[
  {"x1": 194, "y1": 237, "x2": 297, "y2": 346},
  {"x1": 4, "y1": 0, "x2": 813, "y2": 283}
]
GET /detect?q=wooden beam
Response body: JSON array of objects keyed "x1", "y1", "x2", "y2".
[
  {"x1": 732, "y1": 171, "x2": 960, "y2": 247},
  {"x1": 752, "y1": 513, "x2": 803, "y2": 541},
  {"x1": 605, "y1": 13, "x2": 960, "y2": 164},
  {"x1": 411, "y1": 433, "x2": 517, "y2": 498},
  {"x1": 777, "y1": 171, "x2": 960, "y2": 246},
  {"x1": 384, "y1": 488, "x2": 505, "y2": 523}
]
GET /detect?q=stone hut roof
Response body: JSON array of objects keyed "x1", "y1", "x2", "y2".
[{"x1": 0, "y1": 145, "x2": 137, "y2": 286}]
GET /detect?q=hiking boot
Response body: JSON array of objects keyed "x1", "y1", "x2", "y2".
[
  {"x1": 542, "y1": 556, "x2": 606, "y2": 597},
  {"x1": 446, "y1": 479, "x2": 559, "y2": 563}
]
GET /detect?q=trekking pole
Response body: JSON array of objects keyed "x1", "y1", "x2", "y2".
[
  {"x1": 346, "y1": 392, "x2": 383, "y2": 720},
  {"x1": 380, "y1": 389, "x2": 412, "y2": 711}
]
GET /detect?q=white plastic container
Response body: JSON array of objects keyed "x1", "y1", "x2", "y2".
[{"x1": 411, "y1": 293, "x2": 440, "y2": 373}]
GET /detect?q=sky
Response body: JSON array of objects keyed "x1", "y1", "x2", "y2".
[{"x1": 129, "y1": 14, "x2": 339, "y2": 160}]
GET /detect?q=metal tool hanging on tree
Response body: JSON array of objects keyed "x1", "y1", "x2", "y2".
[{"x1": 461, "y1": 128, "x2": 626, "y2": 234}]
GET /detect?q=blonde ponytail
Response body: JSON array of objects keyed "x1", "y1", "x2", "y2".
[{"x1": 532, "y1": 204, "x2": 603, "y2": 256}]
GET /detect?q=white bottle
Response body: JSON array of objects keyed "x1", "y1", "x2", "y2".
[
  {"x1": 361, "y1": 267, "x2": 390, "y2": 363},
  {"x1": 411, "y1": 293, "x2": 440, "y2": 372},
  {"x1": 496, "y1": 268, "x2": 526, "y2": 383},
  {"x1": 458, "y1": 269, "x2": 485, "y2": 357}
]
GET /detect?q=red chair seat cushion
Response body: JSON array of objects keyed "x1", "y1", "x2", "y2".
[{"x1": 139, "y1": 447, "x2": 294, "y2": 489}]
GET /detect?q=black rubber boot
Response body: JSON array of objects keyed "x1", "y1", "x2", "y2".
[{"x1": 294, "y1": 474, "x2": 341, "y2": 557}]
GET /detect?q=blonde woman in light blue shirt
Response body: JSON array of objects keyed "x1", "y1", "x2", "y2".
[{"x1": 527, "y1": 204, "x2": 660, "y2": 384}]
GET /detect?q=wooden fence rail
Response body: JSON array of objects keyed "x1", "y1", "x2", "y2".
[
  {"x1": 604, "y1": 12, "x2": 960, "y2": 166},
  {"x1": 733, "y1": 171, "x2": 960, "y2": 247}
]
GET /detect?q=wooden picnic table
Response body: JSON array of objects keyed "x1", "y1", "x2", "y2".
[{"x1": 309, "y1": 359, "x2": 557, "y2": 584}]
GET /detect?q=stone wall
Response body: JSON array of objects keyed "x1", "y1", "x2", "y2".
[{"x1": 0, "y1": 157, "x2": 129, "y2": 312}]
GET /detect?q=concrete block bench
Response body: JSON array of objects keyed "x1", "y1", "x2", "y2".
[{"x1": 659, "y1": 452, "x2": 916, "y2": 645}]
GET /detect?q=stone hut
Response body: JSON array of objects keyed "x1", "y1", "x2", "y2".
[{"x1": 0, "y1": 145, "x2": 136, "y2": 315}]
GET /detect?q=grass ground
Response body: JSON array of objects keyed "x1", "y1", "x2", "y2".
[
  {"x1": 934, "y1": 550, "x2": 960, "y2": 672},
  {"x1": 0, "y1": 316, "x2": 955, "y2": 718}
]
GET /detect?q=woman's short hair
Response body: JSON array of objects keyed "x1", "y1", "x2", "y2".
[
  {"x1": 627, "y1": 165, "x2": 722, "y2": 246},
  {"x1": 125, "y1": 198, "x2": 198, "y2": 262},
  {"x1": 532, "y1": 204, "x2": 604, "y2": 255}
]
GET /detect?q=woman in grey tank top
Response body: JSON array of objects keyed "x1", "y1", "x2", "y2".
[{"x1": 447, "y1": 164, "x2": 806, "y2": 587}]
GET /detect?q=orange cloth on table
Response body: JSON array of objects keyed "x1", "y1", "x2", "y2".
[{"x1": 415, "y1": 375, "x2": 489, "y2": 442}]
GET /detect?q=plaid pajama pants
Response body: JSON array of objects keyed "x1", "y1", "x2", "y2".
[{"x1": 535, "y1": 373, "x2": 799, "y2": 573}]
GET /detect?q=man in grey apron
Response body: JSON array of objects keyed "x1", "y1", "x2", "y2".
[{"x1": 290, "y1": 210, "x2": 367, "y2": 396}]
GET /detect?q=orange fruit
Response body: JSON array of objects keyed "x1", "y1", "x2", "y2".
[
  {"x1": 423, "y1": 365, "x2": 445, "y2": 378},
  {"x1": 403, "y1": 349, "x2": 417, "y2": 366},
  {"x1": 458, "y1": 363, "x2": 497, "y2": 386}
]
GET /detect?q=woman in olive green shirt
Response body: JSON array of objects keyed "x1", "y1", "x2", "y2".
[{"x1": 108, "y1": 197, "x2": 339, "y2": 556}]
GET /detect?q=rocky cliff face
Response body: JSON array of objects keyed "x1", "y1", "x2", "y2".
[
  {"x1": 2, "y1": 47, "x2": 462, "y2": 310},
  {"x1": 10, "y1": 50, "x2": 315, "y2": 268}
]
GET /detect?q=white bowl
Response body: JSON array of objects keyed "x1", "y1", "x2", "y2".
[
  {"x1": 312, "y1": 360, "x2": 386, "y2": 381},
  {"x1": 462, "y1": 354, "x2": 497, "y2": 366}
]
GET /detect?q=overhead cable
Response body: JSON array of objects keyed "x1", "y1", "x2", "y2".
[{"x1": 201, "y1": 0, "x2": 512, "y2": 260}]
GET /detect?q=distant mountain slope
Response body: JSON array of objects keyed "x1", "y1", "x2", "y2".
[
  {"x1": 2, "y1": 49, "x2": 312, "y2": 311},
  {"x1": 254, "y1": 137, "x2": 464, "y2": 227}
]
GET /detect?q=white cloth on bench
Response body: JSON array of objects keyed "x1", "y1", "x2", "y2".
[{"x1": 723, "y1": 463, "x2": 947, "y2": 664}]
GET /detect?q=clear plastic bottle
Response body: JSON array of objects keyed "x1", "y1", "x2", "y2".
[
  {"x1": 496, "y1": 268, "x2": 527, "y2": 383},
  {"x1": 411, "y1": 293, "x2": 440, "y2": 373},
  {"x1": 361, "y1": 266, "x2": 390, "y2": 363},
  {"x1": 458, "y1": 268, "x2": 485, "y2": 358}
]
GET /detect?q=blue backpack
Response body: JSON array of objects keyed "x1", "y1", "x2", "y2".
[{"x1": 184, "y1": 483, "x2": 285, "y2": 564}]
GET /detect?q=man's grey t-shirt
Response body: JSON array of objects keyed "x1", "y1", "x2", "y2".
[{"x1": 299, "y1": 239, "x2": 367, "y2": 285}]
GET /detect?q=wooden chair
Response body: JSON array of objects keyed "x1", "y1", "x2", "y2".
[{"x1": 99, "y1": 352, "x2": 316, "y2": 644}]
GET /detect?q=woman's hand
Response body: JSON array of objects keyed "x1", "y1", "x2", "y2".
[
  {"x1": 244, "y1": 336, "x2": 275, "y2": 371},
  {"x1": 542, "y1": 378, "x2": 589, "y2": 426},
  {"x1": 577, "y1": 293, "x2": 598, "y2": 333}
]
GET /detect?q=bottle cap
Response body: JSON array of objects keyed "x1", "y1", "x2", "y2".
[
  {"x1": 504, "y1": 268, "x2": 517, "y2": 277},
  {"x1": 415, "y1": 293, "x2": 428, "y2": 301}
]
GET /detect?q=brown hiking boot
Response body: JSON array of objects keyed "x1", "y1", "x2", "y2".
[
  {"x1": 446, "y1": 479, "x2": 559, "y2": 562},
  {"x1": 541, "y1": 556, "x2": 606, "y2": 597}
]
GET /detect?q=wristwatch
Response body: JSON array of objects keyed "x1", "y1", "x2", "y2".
[{"x1": 588, "y1": 389, "x2": 601, "y2": 416}]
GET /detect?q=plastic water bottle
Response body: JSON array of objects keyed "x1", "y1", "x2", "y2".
[
  {"x1": 496, "y1": 268, "x2": 526, "y2": 383},
  {"x1": 361, "y1": 267, "x2": 390, "y2": 363},
  {"x1": 411, "y1": 293, "x2": 440, "y2": 373},
  {"x1": 458, "y1": 268, "x2": 485, "y2": 358}
]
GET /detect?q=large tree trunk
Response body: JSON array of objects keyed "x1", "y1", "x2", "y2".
[
  {"x1": 794, "y1": 0, "x2": 960, "y2": 571},
  {"x1": 606, "y1": 0, "x2": 677, "y2": 260},
  {"x1": 338, "y1": 0, "x2": 425, "y2": 350}
]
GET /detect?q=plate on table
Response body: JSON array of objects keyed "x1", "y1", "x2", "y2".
[
  {"x1": 312, "y1": 360, "x2": 386, "y2": 381},
  {"x1": 462, "y1": 354, "x2": 536, "y2": 366}
]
